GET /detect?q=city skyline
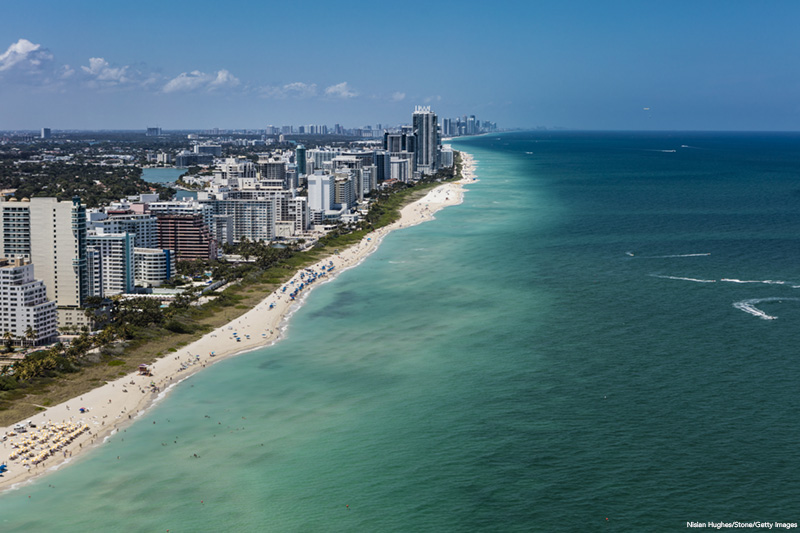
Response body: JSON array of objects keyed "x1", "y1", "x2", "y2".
[{"x1": 1, "y1": 1, "x2": 799, "y2": 131}]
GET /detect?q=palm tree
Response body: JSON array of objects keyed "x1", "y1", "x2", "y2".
[
  {"x1": 24, "y1": 326, "x2": 37, "y2": 348},
  {"x1": 94, "y1": 328, "x2": 114, "y2": 349},
  {"x1": 3, "y1": 331, "x2": 13, "y2": 352}
]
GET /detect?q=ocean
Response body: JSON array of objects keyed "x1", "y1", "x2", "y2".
[{"x1": 3, "y1": 131, "x2": 800, "y2": 531}]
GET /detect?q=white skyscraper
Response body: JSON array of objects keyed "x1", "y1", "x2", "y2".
[{"x1": 307, "y1": 172, "x2": 334, "y2": 213}]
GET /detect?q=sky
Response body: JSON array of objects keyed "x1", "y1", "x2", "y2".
[{"x1": 1, "y1": 0, "x2": 799, "y2": 131}]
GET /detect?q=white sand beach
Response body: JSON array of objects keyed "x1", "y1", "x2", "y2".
[{"x1": 0, "y1": 153, "x2": 477, "y2": 491}]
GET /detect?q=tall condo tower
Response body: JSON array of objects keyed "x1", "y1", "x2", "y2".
[
  {"x1": 412, "y1": 106, "x2": 439, "y2": 175},
  {"x1": 295, "y1": 145, "x2": 307, "y2": 176},
  {"x1": 29, "y1": 196, "x2": 90, "y2": 328}
]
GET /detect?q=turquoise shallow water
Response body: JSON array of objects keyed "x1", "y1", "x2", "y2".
[{"x1": 3, "y1": 132, "x2": 800, "y2": 531}]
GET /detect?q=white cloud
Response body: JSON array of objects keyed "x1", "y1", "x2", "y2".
[
  {"x1": 163, "y1": 69, "x2": 239, "y2": 93},
  {"x1": 59, "y1": 65, "x2": 75, "y2": 79},
  {"x1": 163, "y1": 70, "x2": 210, "y2": 93},
  {"x1": 81, "y1": 57, "x2": 129, "y2": 84},
  {"x1": 0, "y1": 38, "x2": 53, "y2": 73},
  {"x1": 209, "y1": 69, "x2": 240, "y2": 89},
  {"x1": 259, "y1": 81, "x2": 317, "y2": 99},
  {"x1": 391, "y1": 91, "x2": 406, "y2": 102},
  {"x1": 325, "y1": 82, "x2": 358, "y2": 99}
]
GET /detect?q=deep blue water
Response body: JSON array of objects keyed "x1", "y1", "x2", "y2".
[{"x1": 2, "y1": 131, "x2": 800, "y2": 531}]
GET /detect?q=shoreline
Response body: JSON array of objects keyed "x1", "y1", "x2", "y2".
[{"x1": 0, "y1": 152, "x2": 478, "y2": 492}]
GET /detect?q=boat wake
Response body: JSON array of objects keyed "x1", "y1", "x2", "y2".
[
  {"x1": 653, "y1": 253, "x2": 711, "y2": 258},
  {"x1": 731, "y1": 297, "x2": 800, "y2": 320},
  {"x1": 721, "y1": 278, "x2": 789, "y2": 285},
  {"x1": 631, "y1": 252, "x2": 711, "y2": 258},
  {"x1": 651, "y1": 274, "x2": 716, "y2": 283}
]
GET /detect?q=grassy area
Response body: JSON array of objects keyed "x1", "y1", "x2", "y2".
[{"x1": 0, "y1": 158, "x2": 464, "y2": 426}]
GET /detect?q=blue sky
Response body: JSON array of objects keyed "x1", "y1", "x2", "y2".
[{"x1": 1, "y1": 0, "x2": 799, "y2": 131}]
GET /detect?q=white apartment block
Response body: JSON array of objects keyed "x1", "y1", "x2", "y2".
[
  {"x1": 0, "y1": 198, "x2": 31, "y2": 259},
  {"x1": 213, "y1": 157, "x2": 256, "y2": 189},
  {"x1": 307, "y1": 172, "x2": 334, "y2": 213},
  {"x1": 0, "y1": 258, "x2": 57, "y2": 344},
  {"x1": 306, "y1": 149, "x2": 340, "y2": 173},
  {"x1": 134, "y1": 248, "x2": 175, "y2": 287},
  {"x1": 87, "y1": 233, "x2": 134, "y2": 297},
  {"x1": 210, "y1": 197, "x2": 277, "y2": 243},
  {"x1": 286, "y1": 197, "x2": 309, "y2": 235},
  {"x1": 95, "y1": 214, "x2": 158, "y2": 248},
  {"x1": 440, "y1": 145, "x2": 454, "y2": 168},
  {"x1": 391, "y1": 157, "x2": 411, "y2": 182}
]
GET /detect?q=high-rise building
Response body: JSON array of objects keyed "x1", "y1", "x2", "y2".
[
  {"x1": 373, "y1": 151, "x2": 391, "y2": 183},
  {"x1": 87, "y1": 232, "x2": 134, "y2": 297},
  {"x1": 307, "y1": 172, "x2": 334, "y2": 223},
  {"x1": 390, "y1": 157, "x2": 410, "y2": 182},
  {"x1": 295, "y1": 145, "x2": 307, "y2": 177},
  {"x1": 29, "y1": 197, "x2": 89, "y2": 328},
  {"x1": 209, "y1": 197, "x2": 277, "y2": 243},
  {"x1": 156, "y1": 214, "x2": 217, "y2": 261},
  {"x1": 175, "y1": 151, "x2": 213, "y2": 167},
  {"x1": 194, "y1": 144, "x2": 222, "y2": 157},
  {"x1": 286, "y1": 197, "x2": 309, "y2": 235},
  {"x1": 134, "y1": 248, "x2": 175, "y2": 287},
  {"x1": 257, "y1": 160, "x2": 287, "y2": 182},
  {"x1": 334, "y1": 175, "x2": 355, "y2": 210},
  {"x1": 467, "y1": 115, "x2": 476, "y2": 135},
  {"x1": 148, "y1": 201, "x2": 215, "y2": 233},
  {"x1": 440, "y1": 144, "x2": 455, "y2": 168},
  {"x1": 412, "y1": 106, "x2": 439, "y2": 175},
  {"x1": 41, "y1": 128, "x2": 51, "y2": 139},
  {"x1": 96, "y1": 214, "x2": 158, "y2": 248},
  {"x1": 383, "y1": 132, "x2": 414, "y2": 153},
  {"x1": 0, "y1": 198, "x2": 31, "y2": 259},
  {"x1": 0, "y1": 258, "x2": 57, "y2": 345},
  {"x1": 306, "y1": 149, "x2": 340, "y2": 173}
]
